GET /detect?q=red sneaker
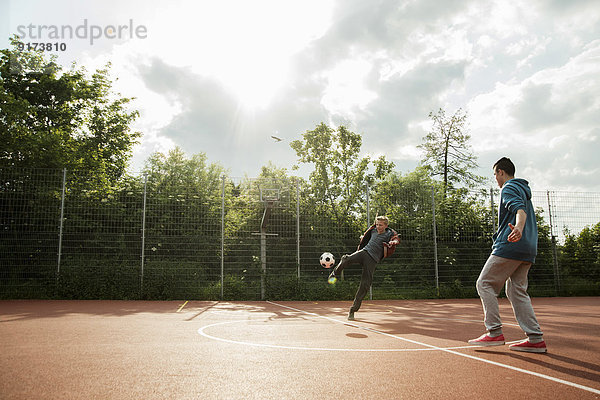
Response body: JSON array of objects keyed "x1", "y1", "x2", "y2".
[
  {"x1": 468, "y1": 333, "x2": 505, "y2": 346},
  {"x1": 509, "y1": 339, "x2": 547, "y2": 353}
]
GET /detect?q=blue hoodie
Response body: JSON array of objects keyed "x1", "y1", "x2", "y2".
[{"x1": 492, "y1": 178, "x2": 538, "y2": 263}]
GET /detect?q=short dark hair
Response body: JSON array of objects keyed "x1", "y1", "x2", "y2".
[{"x1": 493, "y1": 157, "x2": 515, "y2": 176}]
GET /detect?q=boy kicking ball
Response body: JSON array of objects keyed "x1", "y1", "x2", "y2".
[{"x1": 329, "y1": 216, "x2": 399, "y2": 321}]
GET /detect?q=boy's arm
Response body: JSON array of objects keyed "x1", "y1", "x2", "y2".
[
  {"x1": 508, "y1": 209, "x2": 527, "y2": 242},
  {"x1": 386, "y1": 231, "x2": 400, "y2": 246}
]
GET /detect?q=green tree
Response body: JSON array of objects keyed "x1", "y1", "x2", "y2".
[
  {"x1": 1, "y1": 40, "x2": 141, "y2": 298},
  {"x1": 225, "y1": 163, "x2": 300, "y2": 299},
  {"x1": 368, "y1": 167, "x2": 439, "y2": 294},
  {"x1": 142, "y1": 147, "x2": 226, "y2": 246},
  {"x1": 143, "y1": 147, "x2": 225, "y2": 198},
  {"x1": 140, "y1": 148, "x2": 226, "y2": 298},
  {"x1": 527, "y1": 208, "x2": 556, "y2": 293},
  {"x1": 290, "y1": 123, "x2": 393, "y2": 222},
  {"x1": 560, "y1": 222, "x2": 600, "y2": 282},
  {"x1": 418, "y1": 108, "x2": 484, "y2": 194},
  {"x1": 0, "y1": 38, "x2": 140, "y2": 183}
]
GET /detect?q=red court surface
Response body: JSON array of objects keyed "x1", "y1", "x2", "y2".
[{"x1": 1, "y1": 297, "x2": 599, "y2": 399}]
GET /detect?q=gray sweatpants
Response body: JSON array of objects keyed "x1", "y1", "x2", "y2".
[
  {"x1": 333, "y1": 249, "x2": 378, "y2": 313},
  {"x1": 476, "y1": 255, "x2": 543, "y2": 341}
]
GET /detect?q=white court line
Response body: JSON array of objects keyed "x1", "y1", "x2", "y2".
[
  {"x1": 267, "y1": 301, "x2": 600, "y2": 396},
  {"x1": 198, "y1": 320, "x2": 480, "y2": 352},
  {"x1": 362, "y1": 303, "x2": 520, "y2": 327}
]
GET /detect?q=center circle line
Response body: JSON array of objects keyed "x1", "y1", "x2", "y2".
[{"x1": 198, "y1": 319, "x2": 485, "y2": 352}]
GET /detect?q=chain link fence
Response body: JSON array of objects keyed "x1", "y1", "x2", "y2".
[{"x1": 1, "y1": 168, "x2": 599, "y2": 299}]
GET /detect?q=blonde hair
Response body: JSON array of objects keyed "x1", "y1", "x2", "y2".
[{"x1": 375, "y1": 215, "x2": 389, "y2": 225}]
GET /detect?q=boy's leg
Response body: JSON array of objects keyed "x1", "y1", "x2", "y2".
[
  {"x1": 350, "y1": 252, "x2": 378, "y2": 313},
  {"x1": 506, "y1": 262, "x2": 544, "y2": 342},
  {"x1": 476, "y1": 255, "x2": 520, "y2": 335},
  {"x1": 332, "y1": 249, "x2": 362, "y2": 276}
]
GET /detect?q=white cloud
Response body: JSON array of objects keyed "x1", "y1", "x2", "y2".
[
  {"x1": 139, "y1": 0, "x2": 334, "y2": 110},
  {"x1": 478, "y1": 1, "x2": 535, "y2": 38},
  {"x1": 467, "y1": 36, "x2": 600, "y2": 190},
  {"x1": 4, "y1": 0, "x2": 600, "y2": 190},
  {"x1": 320, "y1": 58, "x2": 378, "y2": 120}
]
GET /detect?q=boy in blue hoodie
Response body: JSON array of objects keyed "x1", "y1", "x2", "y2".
[{"x1": 468, "y1": 157, "x2": 546, "y2": 353}]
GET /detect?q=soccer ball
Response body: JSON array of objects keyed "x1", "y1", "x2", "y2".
[{"x1": 320, "y1": 252, "x2": 335, "y2": 268}]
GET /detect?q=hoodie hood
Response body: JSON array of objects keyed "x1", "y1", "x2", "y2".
[{"x1": 508, "y1": 178, "x2": 531, "y2": 200}]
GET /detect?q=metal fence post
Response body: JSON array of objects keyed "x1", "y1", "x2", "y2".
[
  {"x1": 296, "y1": 179, "x2": 300, "y2": 279},
  {"x1": 490, "y1": 187, "x2": 496, "y2": 233},
  {"x1": 56, "y1": 168, "x2": 67, "y2": 284},
  {"x1": 547, "y1": 191, "x2": 561, "y2": 294},
  {"x1": 140, "y1": 173, "x2": 148, "y2": 294},
  {"x1": 221, "y1": 175, "x2": 225, "y2": 300},
  {"x1": 432, "y1": 185, "x2": 439, "y2": 293},
  {"x1": 366, "y1": 182, "x2": 370, "y2": 226},
  {"x1": 366, "y1": 183, "x2": 371, "y2": 296}
]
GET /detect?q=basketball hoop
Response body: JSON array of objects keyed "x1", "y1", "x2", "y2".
[{"x1": 260, "y1": 188, "x2": 280, "y2": 203}]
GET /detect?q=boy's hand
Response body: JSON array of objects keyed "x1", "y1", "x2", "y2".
[{"x1": 508, "y1": 223, "x2": 523, "y2": 242}]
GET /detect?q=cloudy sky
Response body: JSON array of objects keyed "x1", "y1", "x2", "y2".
[{"x1": 3, "y1": 0, "x2": 600, "y2": 191}]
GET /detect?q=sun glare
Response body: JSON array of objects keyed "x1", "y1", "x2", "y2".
[
  {"x1": 158, "y1": 0, "x2": 333, "y2": 110},
  {"x1": 321, "y1": 58, "x2": 378, "y2": 119}
]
